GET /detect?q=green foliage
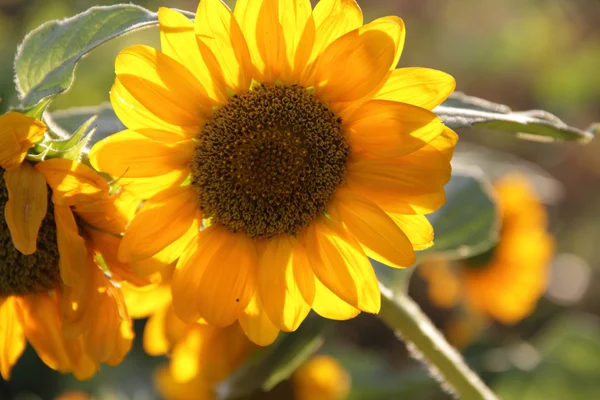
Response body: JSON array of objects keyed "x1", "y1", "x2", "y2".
[
  {"x1": 14, "y1": 5, "x2": 158, "y2": 108},
  {"x1": 421, "y1": 167, "x2": 499, "y2": 260},
  {"x1": 436, "y1": 92, "x2": 595, "y2": 143}
]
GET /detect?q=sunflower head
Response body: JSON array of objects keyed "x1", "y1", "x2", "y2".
[
  {"x1": 0, "y1": 110, "x2": 135, "y2": 380},
  {"x1": 90, "y1": 0, "x2": 458, "y2": 345},
  {"x1": 420, "y1": 174, "x2": 554, "y2": 328}
]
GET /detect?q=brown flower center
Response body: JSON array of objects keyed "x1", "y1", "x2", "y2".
[
  {"x1": 191, "y1": 84, "x2": 351, "y2": 239},
  {"x1": 0, "y1": 168, "x2": 61, "y2": 296}
]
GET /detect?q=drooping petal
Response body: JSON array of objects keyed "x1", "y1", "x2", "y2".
[
  {"x1": 258, "y1": 235, "x2": 314, "y2": 332},
  {"x1": 89, "y1": 130, "x2": 193, "y2": 179},
  {"x1": 158, "y1": 7, "x2": 227, "y2": 104},
  {"x1": 374, "y1": 68, "x2": 456, "y2": 110},
  {"x1": 309, "y1": 22, "x2": 397, "y2": 103},
  {"x1": 54, "y1": 205, "x2": 88, "y2": 288},
  {"x1": 3, "y1": 162, "x2": 48, "y2": 255},
  {"x1": 311, "y1": 276, "x2": 360, "y2": 320},
  {"x1": 16, "y1": 294, "x2": 97, "y2": 380},
  {"x1": 430, "y1": 127, "x2": 459, "y2": 161},
  {"x1": 303, "y1": 216, "x2": 380, "y2": 313},
  {"x1": 171, "y1": 226, "x2": 257, "y2": 326},
  {"x1": 35, "y1": 159, "x2": 109, "y2": 206},
  {"x1": 235, "y1": 0, "x2": 287, "y2": 82},
  {"x1": 119, "y1": 186, "x2": 198, "y2": 262},
  {"x1": 0, "y1": 297, "x2": 26, "y2": 380},
  {"x1": 387, "y1": 213, "x2": 434, "y2": 251},
  {"x1": 329, "y1": 190, "x2": 416, "y2": 268},
  {"x1": 114, "y1": 45, "x2": 213, "y2": 127},
  {"x1": 195, "y1": 0, "x2": 255, "y2": 92},
  {"x1": 0, "y1": 112, "x2": 46, "y2": 170},
  {"x1": 344, "y1": 100, "x2": 443, "y2": 158},
  {"x1": 238, "y1": 294, "x2": 280, "y2": 346}
]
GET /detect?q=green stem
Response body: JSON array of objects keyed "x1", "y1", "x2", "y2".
[{"x1": 378, "y1": 284, "x2": 498, "y2": 400}]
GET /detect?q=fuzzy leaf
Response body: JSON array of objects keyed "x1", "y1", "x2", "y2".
[
  {"x1": 15, "y1": 5, "x2": 158, "y2": 108},
  {"x1": 436, "y1": 92, "x2": 595, "y2": 143}
]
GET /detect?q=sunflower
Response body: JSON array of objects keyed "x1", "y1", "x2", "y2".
[
  {"x1": 0, "y1": 112, "x2": 134, "y2": 379},
  {"x1": 420, "y1": 174, "x2": 554, "y2": 344},
  {"x1": 292, "y1": 355, "x2": 351, "y2": 400},
  {"x1": 90, "y1": 0, "x2": 457, "y2": 344}
]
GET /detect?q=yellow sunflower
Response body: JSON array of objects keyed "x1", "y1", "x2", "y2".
[
  {"x1": 90, "y1": 0, "x2": 457, "y2": 345},
  {"x1": 0, "y1": 112, "x2": 134, "y2": 379},
  {"x1": 420, "y1": 174, "x2": 554, "y2": 342}
]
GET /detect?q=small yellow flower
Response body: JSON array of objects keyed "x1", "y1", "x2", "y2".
[
  {"x1": 420, "y1": 174, "x2": 554, "y2": 342},
  {"x1": 90, "y1": 0, "x2": 457, "y2": 345},
  {"x1": 293, "y1": 355, "x2": 351, "y2": 400},
  {"x1": 0, "y1": 112, "x2": 134, "y2": 380}
]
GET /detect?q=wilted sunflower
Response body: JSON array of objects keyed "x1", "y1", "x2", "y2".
[
  {"x1": 420, "y1": 174, "x2": 554, "y2": 345},
  {"x1": 90, "y1": 0, "x2": 457, "y2": 344},
  {"x1": 0, "y1": 112, "x2": 134, "y2": 379}
]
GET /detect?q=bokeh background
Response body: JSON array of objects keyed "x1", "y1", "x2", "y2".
[{"x1": 1, "y1": 0, "x2": 599, "y2": 399}]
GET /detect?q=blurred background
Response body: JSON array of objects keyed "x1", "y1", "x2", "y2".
[{"x1": 1, "y1": 0, "x2": 599, "y2": 399}]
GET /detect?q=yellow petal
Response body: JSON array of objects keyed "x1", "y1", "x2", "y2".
[
  {"x1": 356, "y1": 189, "x2": 446, "y2": 215},
  {"x1": 131, "y1": 212, "x2": 202, "y2": 277},
  {"x1": 3, "y1": 162, "x2": 48, "y2": 255},
  {"x1": 258, "y1": 235, "x2": 314, "y2": 332},
  {"x1": 431, "y1": 127, "x2": 459, "y2": 161},
  {"x1": 310, "y1": 24, "x2": 395, "y2": 103},
  {"x1": 374, "y1": 68, "x2": 456, "y2": 110},
  {"x1": 143, "y1": 309, "x2": 171, "y2": 356},
  {"x1": 387, "y1": 214, "x2": 434, "y2": 251},
  {"x1": 0, "y1": 297, "x2": 26, "y2": 380},
  {"x1": 346, "y1": 151, "x2": 451, "y2": 195},
  {"x1": 278, "y1": 0, "x2": 312, "y2": 74},
  {"x1": 158, "y1": 7, "x2": 226, "y2": 104},
  {"x1": 235, "y1": 0, "x2": 287, "y2": 82},
  {"x1": 239, "y1": 294, "x2": 280, "y2": 346},
  {"x1": 0, "y1": 112, "x2": 46, "y2": 170},
  {"x1": 311, "y1": 276, "x2": 360, "y2": 320},
  {"x1": 81, "y1": 274, "x2": 133, "y2": 365},
  {"x1": 119, "y1": 186, "x2": 198, "y2": 262},
  {"x1": 344, "y1": 100, "x2": 443, "y2": 158},
  {"x1": 172, "y1": 226, "x2": 257, "y2": 326},
  {"x1": 121, "y1": 282, "x2": 172, "y2": 319},
  {"x1": 329, "y1": 191, "x2": 416, "y2": 268},
  {"x1": 110, "y1": 79, "x2": 200, "y2": 141},
  {"x1": 311, "y1": 0, "x2": 362, "y2": 61},
  {"x1": 115, "y1": 45, "x2": 213, "y2": 127},
  {"x1": 54, "y1": 205, "x2": 88, "y2": 288},
  {"x1": 303, "y1": 216, "x2": 380, "y2": 313},
  {"x1": 117, "y1": 168, "x2": 190, "y2": 200},
  {"x1": 89, "y1": 130, "x2": 193, "y2": 179},
  {"x1": 35, "y1": 159, "x2": 109, "y2": 206},
  {"x1": 16, "y1": 294, "x2": 97, "y2": 379},
  {"x1": 195, "y1": 0, "x2": 255, "y2": 92}
]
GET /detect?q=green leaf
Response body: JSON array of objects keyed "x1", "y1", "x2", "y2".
[
  {"x1": 15, "y1": 5, "x2": 158, "y2": 108},
  {"x1": 48, "y1": 102, "x2": 124, "y2": 144},
  {"x1": 421, "y1": 167, "x2": 500, "y2": 260},
  {"x1": 218, "y1": 316, "x2": 328, "y2": 399},
  {"x1": 20, "y1": 98, "x2": 53, "y2": 120},
  {"x1": 436, "y1": 92, "x2": 595, "y2": 143},
  {"x1": 28, "y1": 115, "x2": 96, "y2": 163}
]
